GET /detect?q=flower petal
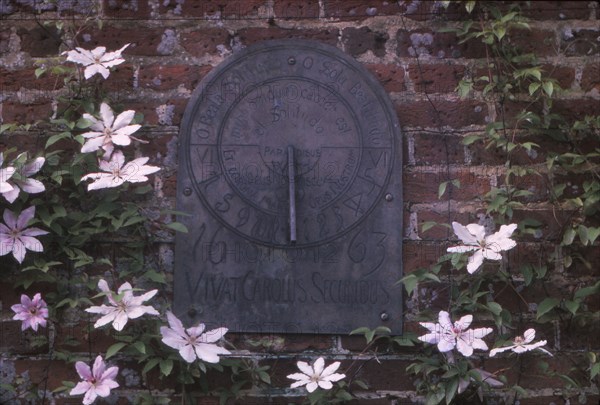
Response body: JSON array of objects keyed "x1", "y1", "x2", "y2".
[
  {"x1": 451, "y1": 222, "x2": 478, "y2": 245},
  {"x1": 466, "y1": 249, "x2": 485, "y2": 273}
]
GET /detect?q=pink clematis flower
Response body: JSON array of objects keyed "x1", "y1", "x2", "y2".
[
  {"x1": 1, "y1": 154, "x2": 45, "y2": 203},
  {"x1": 70, "y1": 355, "x2": 119, "y2": 405},
  {"x1": 80, "y1": 150, "x2": 160, "y2": 191},
  {"x1": 418, "y1": 311, "x2": 493, "y2": 357},
  {"x1": 447, "y1": 222, "x2": 517, "y2": 273},
  {"x1": 11, "y1": 293, "x2": 48, "y2": 331},
  {"x1": 80, "y1": 102, "x2": 142, "y2": 158},
  {"x1": 64, "y1": 44, "x2": 129, "y2": 80},
  {"x1": 287, "y1": 357, "x2": 346, "y2": 393},
  {"x1": 85, "y1": 279, "x2": 159, "y2": 331},
  {"x1": 0, "y1": 206, "x2": 48, "y2": 263},
  {"x1": 160, "y1": 311, "x2": 230, "y2": 364},
  {"x1": 489, "y1": 328, "x2": 552, "y2": 357}
]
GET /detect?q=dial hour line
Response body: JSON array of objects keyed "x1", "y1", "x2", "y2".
[{"x1": 288, "y1": 145, "x2": 297, "y2": 244}]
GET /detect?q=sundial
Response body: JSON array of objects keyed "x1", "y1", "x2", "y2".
[{"x1": 174, "y1": 39, "x2": 403, "y2": 334}]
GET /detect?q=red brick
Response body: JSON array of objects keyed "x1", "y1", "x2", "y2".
[
  {"x1": 416, "y1": 210, "x2": 472, "y2": 240},
  {"x1": 342, "y1": 27, "x2": 389, "y2": 57},
  {"x1": 237, "y1": 27, "x2": 338, "y2": 47},
  {"x1": 160, "y1": 0, "x2": 266, "y2": 19},
  {"x1": 365, "y1": 63, "x2": 406, "y2": 93},
  {"x1": 521, "y1": 1, "x2": 593, "y2": 20},
  {"x1": 17, "y1": 26, "x2": 62, "y2": 57},
  {"x1": 272, "y1": 0, "x2": 320, "y2": 19},
  {"x1": 396, "y1": 29, "x2": 486, "y2": 59},
  {"x1": 77, "y1": 27, "x2": 167, "y2": 56},
  {"x1": 138, "y1": 64, "x2": 211, "y2": 91},
  {"x1": 543, "y1": 64, "x2": 576, "y2": 90},
  {"x1": 553, "y1": 98, "x2": 600, "y2": 121},
  {"x1": 411, "y1": 132, "x2": 465, "y2": 165},
  {"x1": 403, "y1": 241, "x2": 449, "y2": 272},
  {"x1": 512, "y1": 209, "x2": 572, "y2": 242},
  {"x1": 1, "y1": 100, "x2": 53, "y2": 124},
  {"x1": 397, "y1": 100, "x2": 488, "y2": 128},
  {"x1": 404, "y1": 169, "x2": 492, "y2": 203},
  {"x1": 101, "y1": 63, "x2": 135, "y2": 92},
  {"x1": 103, "y1": 0, "x2": 151, "y2": 19},
  {"x1": 408, "y1": 63, "x2": 465, "y2": 94},
  {"x1": 125, "y1": 98, "x2": 187, "y2": 126},
  {"x1": 562, "y1": 28, "x2": 600, "y2": 56},
  {"x1": 508, "y1": 28, "x2": 558, "y2": 58},
  {"x1": 180, "y1": 29, "x2": 231, "y2": 57},
  {"x1": 581, "y1": 63, "x2": 600, "y2": 93}
]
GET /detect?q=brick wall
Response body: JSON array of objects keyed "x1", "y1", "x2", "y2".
[{"x1": 1, "y1": 0, "x2": 599, "y2": 404}]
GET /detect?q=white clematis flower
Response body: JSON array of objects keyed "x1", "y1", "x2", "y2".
[
  {"x1": 85, "y1": 279, "x2": 159, "y2": 331},
  {"x1": 0, "y1": 152, "x2": 16, "y2": 195},
  {"x1": 418, "y1": 311, "x2": 493, "y2": 357},
  {"x1": 64, "y1": 43, "x2": 129, "y2": 79},
  {"x1": 80, "y1": 102, "x2": 142, "y2": 157},
  {"x1": 160, "y1": 311, "x2": 230, "y2": 364},
  {"x1": 447, "y1": 221, "x2": 517, "y2": 273},
  {"x1": 287, "y1": 357, "x2": 346, "y2": 393},
  {"x1": 80, "y1": 150, "x2": 160, "y2": 191},
  {"x1": 1, "y1": 154, "x2": 45, "y2": 203},
  {"x1": 489, "y1": 328, "x2": 552, "y2": 357}
]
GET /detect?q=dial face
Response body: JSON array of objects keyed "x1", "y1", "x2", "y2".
[
  {"x1": 175, "y1": 40, "x2": 402, "y2": 334},
  {"x1": 183, "y1": 44, "x2": 395, "y2": 248}
]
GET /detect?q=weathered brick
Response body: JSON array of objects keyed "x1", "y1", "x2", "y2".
[
  {"x1": 139, "y1": 64, "x2": 210, "y2": 91},
  {"x1": 342, "y1": 27, "x2": 389, "y2": 57},
  {"x1": 272, "y1": 0, "x2": 320, "y2": 19},
  {"x1": 396, "y1": 99, "x2": 488, "y2": 128},
  {"x1": 237, "y1": 27, "x2": 338, "y2": 47},
  {"x1": 325, "y1": 0, "x2": 404, "y2": 18},
  {"x1": 561, "y1": 27, "x2": 600, "y2": 56},
  {"x1": 0, "y1": 67, "x2": 58, "y2": 92},
  {"x1": 408, "y1": 63, "x2": 465, "y2": 94},
  {"x1": 180, "y1": 29, "x2": 231, "y2": 57},
  {"x1": 404, "y1": 169, "x2": 492, "y2": 203},
  {"x1": 543, "y1": 64, "x2": 576, "y2": 90},
  {"x1": 581, "y1": 63, "x2": 600, "y2": 92},
  {"x1": 553, "y1": 98, "x2": 600, "y2": 121},
  {"x1": 125, "y1": 98, "x2": 187, "y2": 126},
  {"x1": 365, "y1": 63, "x2": 406, "y2": 93},
  {"x1": 397, "y1": 29, "x2": 486, "y2": 59},
  {"x1": 416, "y1": 210, "x2": 472, "y2": 240}
]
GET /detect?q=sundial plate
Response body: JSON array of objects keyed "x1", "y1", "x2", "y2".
[{"x1": 174, "y1": 39, "x2": 403, "y2": 334}]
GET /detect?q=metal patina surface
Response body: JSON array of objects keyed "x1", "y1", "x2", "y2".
[{"x1": 174, "y1": 39, "x2": 403, "y2": 334}]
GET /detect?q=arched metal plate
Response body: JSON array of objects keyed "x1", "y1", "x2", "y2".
[{"x1": 174, "y1": 39, "x2": 403, "y2": 334}]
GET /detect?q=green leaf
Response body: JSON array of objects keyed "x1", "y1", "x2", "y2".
[
  {"x1": 574, "y1": 281, "x2": 600, "y2": 300},
  {"x1": 587, "y1": 227, "x2": 600, "y2": 244},
  {"x1": 160, "y1": 359, "x2": 173, "y2": 376},
  {"x1": 465, "y1": 0, "x2": 476, "y2": 13},
  {"x1": 591, "y1": 362, "x2": 600, "y2": 379},
  {"x1": 578, "y1": 225, "x2": 589, "y2": 245},
  {"x1": 400, "y1": 274, "x2": 418, "y2": 295},
  {"x1": 45, "y1": 132, "x2": 72, "y2": 149},
  {"x1": 133, "y1": 341, "x2": 146, "y2": 354},
  {"x1": 463, "y1": 135, "x2": 481, "y2": 145},
  {"x1": 438, "y1": 181, "x2": 448, "y2": 199},
  {"x1": 445, "y1": 377, "x2": 459, "y2": 404},
  {"x1": 528, "y1": 82, "x2": 541, "y2": 95},
  {"x1": 142, "y1": 358, "x2": 160, "y2": 375},
  {"x1": 487, "y1": 301, "x2": 503, "y2": 316},
  {"x1": 106, "y1": 342, "x2": 127, "y2": 359},
  {"x1": 564, "y1": 300, "x2": 579, "y2": 316},
  {"x1": 542, "y1": 81, "x2": 554, "y2": 97},
  {"x1": 165, "y1": 222, "x2": 188, "y2": 233},
  {"x1": 562, "y1": 227, "x2": 576, "y2": 245},
  {"x1": 536, "y1": 297, "x2": 560, "y2": 319}
]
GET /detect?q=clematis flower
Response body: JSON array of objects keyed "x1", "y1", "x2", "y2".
[
  {"x1": 11, "y1": 293, "x2": 48, "y2": 331},
  {"x1": 489, "y1": 328, "x2": 552, "y2": 357},
  {"x1": 70, "y1": 355, "x2": 119, "y2": 405},
  {"x1": 1, "y1": 154, "x2": 45, "y2": 203},
  {"x1": 80, "y1": 102, "x2": 142, "y2": 157},
  {"x1": 80, "y1": 150, "x2": 160, "y2": 191},
  {"x1": 287, "y1": 357, "x2": 346, "y2": 393},
  {"x1": 160, "y1": 311, "x2": 230, "y2": 364},
  {"x1": 64, "y1": 43, "x2": 129, "y2": 79},
  {"x1": 0, "y1": 206, "x2": 48, "y2": 263},
  {"x1": 0, "y1": 152, "x2": 16, "y2": 194},
  {"x1": 447, "y1": 221, "x2": 517, "y2": 273},
  {"x1": 85, "y1": 279, "x2": 159, "y2": 331},
  {"x1": 418, "y1": 311, "x2": 493, "y2": 357}
]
